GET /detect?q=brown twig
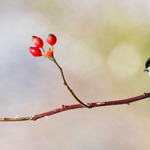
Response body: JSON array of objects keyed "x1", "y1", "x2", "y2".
[
  {"x1": 0, "y1": 92, "x2": 149, "y2": 121},
  {"x1": 51, "y1": 46, "x2": 92, "y2": 108}
]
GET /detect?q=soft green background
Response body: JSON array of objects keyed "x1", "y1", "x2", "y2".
[{"x1": 0, "y1": 0, "x2": 150, "y2": 149}]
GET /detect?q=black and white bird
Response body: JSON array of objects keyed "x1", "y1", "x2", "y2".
[{"x1": 144, "y1": 58, "x2": 150, "y2": 76}]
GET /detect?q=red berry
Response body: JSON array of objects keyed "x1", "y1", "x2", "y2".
[
  {"x1": 47, "y1": 34, "x2": 57, "y2": 45},
  {"x1": 32, "y1": 36, "x2": 43, "y2": 48},
  {"x1": 29, "y1": 47, "x2": 42, "y2": 57}
]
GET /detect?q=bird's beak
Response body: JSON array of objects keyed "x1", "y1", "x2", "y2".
[{"x1": 144, "y1": 68, "x2": 148, "y2": 72}]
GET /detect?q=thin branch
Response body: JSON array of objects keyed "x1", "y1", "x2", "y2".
[
  {"x1": 0, "y1": 92, "x2": 149, "y2": 121},
  {"x1": 51, "y1": 46, "x2": 92, "y2": 108}
]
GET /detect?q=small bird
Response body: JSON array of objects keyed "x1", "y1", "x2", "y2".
[{"x1": 144, "y1": 58, "x2": 150, "y2": 76}]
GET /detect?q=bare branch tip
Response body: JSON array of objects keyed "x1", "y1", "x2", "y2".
[
  {"x1": 97, "y1": 102, "x2": 102, "y2": 105},
  {"x1": 63, "y1": 83, "x2": 67, "y2": 86},
  {"x1": 29, "y1": 115, "x2": 35, "y2": 120},
  {"x1": 60, "y1": 105, "x2": 65, "y2": 108},
  {"x1": 45, "y1": 116, "x2": 49, "y2": 119},
  {"x1": 15, "y1": 115, "x2": 19, "y2": 118},
  {"x1": 101, "y1": 102, "x2": 105, "y2": 105}
]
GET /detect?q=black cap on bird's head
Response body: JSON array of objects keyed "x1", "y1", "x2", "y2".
[{"x1": 144, "y1": 58, "x2": 150, "y2": 74}]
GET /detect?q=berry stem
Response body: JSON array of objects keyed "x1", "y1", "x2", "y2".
[
  {"x1": 41, "y1": 47, "x2": 45, "y2": 53},
  {"x1": 51, "y1": 46, "x2": 92, "y2": 108}
]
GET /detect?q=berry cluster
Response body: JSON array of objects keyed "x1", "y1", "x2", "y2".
[
  {"x1": 29, "y1": 34, "x2": 91, "y2": 108},
  {"x1": 29, "y1": 34, "x2": 57, "y2": 58}
]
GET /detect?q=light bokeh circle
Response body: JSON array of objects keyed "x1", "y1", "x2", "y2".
[{"x1": 107, "y1": 43, "x2": 141, "y2": 79}]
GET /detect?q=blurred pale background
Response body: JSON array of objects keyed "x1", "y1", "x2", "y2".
[{"x1": 0, "y1": 0, "x2": 150, "y2": 149}]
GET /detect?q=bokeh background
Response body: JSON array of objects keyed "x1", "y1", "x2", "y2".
[{"x1": 0, "y1": 0, "x2": 150, "y2": 149}]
